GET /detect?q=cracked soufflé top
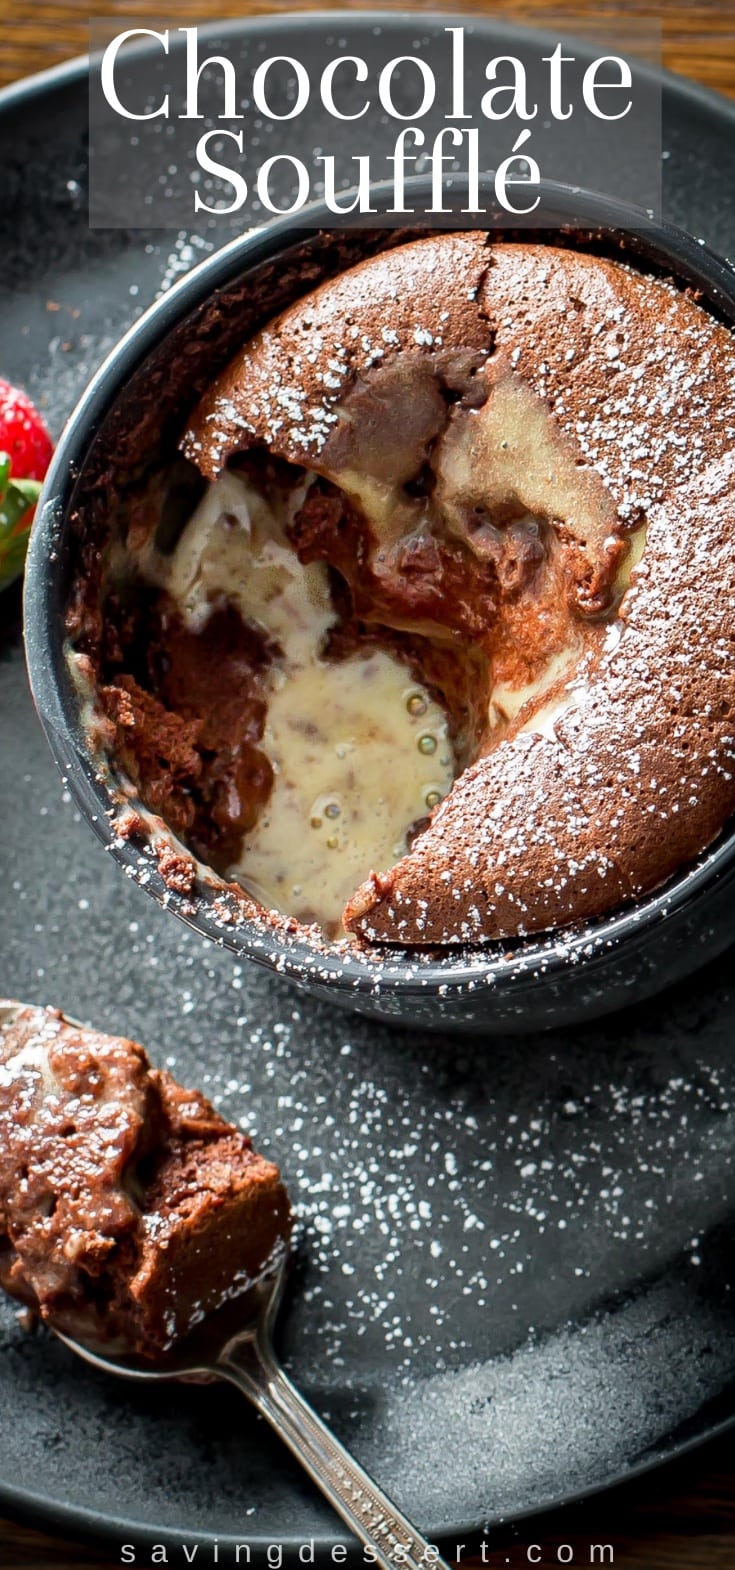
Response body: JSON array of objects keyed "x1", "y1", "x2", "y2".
[{"x1": 71, "y1": 233, "x2": 735, "y2": 945}]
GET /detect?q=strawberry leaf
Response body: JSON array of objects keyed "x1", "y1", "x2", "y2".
[{"x1": 0, "y1": 475, "x2": 42, "y2": 593}]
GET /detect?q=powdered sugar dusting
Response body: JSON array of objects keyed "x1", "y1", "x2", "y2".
[{"x1": 2, "y1": 659, "x2": 735, "y2": 1527}]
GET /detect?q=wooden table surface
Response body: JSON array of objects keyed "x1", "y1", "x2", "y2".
[{"x1": 0, "y1": 0, "x2": 734, "y2": 1566}]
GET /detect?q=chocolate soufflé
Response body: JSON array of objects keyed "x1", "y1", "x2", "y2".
[
  {"x1": 67, "y1": 233, "x2": 735, "y2": 948},
  {"x1": 0, "y1": 1006, "x2": 291, "y2": 1355}
]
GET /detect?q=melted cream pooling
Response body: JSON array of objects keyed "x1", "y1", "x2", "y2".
[
  {"x1": 240, "y1": 653, "x2": 452, "y2": 926},
  {"x1": 137, "y1": 471, "x2": 454, "y2": 932},
  {"x1": 130, "y1": 445, "x2": 646, "y2": 930}
]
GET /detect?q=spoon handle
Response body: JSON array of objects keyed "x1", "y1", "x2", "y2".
[{"x1": 217, "y1": 1338, "x2": 451, "y2": 1570}]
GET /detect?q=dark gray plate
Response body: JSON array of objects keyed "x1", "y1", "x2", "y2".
[{"x1": 1, "y1": 17, "x2": 735, "y2": 1560}]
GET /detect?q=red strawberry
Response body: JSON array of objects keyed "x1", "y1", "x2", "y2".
[{"x1": 0, "y1": 379, "x2": 53, "y2": 592}]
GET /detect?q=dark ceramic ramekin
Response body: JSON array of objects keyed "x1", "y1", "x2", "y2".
[{"x1": 23, "y1": 178, "x2": 735, "y2": 1034}]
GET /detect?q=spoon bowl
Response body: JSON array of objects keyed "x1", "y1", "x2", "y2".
[
  {"x1": 52, "y1": 1248, "x2": 448, "y2": 1570},
  {"x1": 0, "y1": 996, "x2": 448, "y2": 1569}
]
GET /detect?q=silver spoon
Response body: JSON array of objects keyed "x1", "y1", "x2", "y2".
[{"x1": 0, "y1": 1000, "x2": 449, "y2": 1570}]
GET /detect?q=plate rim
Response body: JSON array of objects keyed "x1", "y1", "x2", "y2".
[
  {"x1": 0, "y1": 1382, "x2": 733, "y2": 1560},
  {"x1": 3, "y1": 14, "x2": 735, "y2": 1555},
  {"x1": 2, "y1": 9, "x2": 735, "y2": 126}
]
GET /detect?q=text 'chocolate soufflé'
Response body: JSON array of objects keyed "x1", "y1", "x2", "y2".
[{"x1": 69, "y1": 233, "x2": 735, "y2": 947}]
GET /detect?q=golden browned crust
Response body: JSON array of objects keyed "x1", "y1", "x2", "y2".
[
  {"x1": 184, "y1": 232, "x2": 492, "y2": 472},
  {"x1": 184, "y1": 235, "x2": 735, "y2": 944}
]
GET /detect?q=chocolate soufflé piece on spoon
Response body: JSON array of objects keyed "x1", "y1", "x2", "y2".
[{"x1": 0, "y1": 1003, "x2": 291, "y2": 1356}]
